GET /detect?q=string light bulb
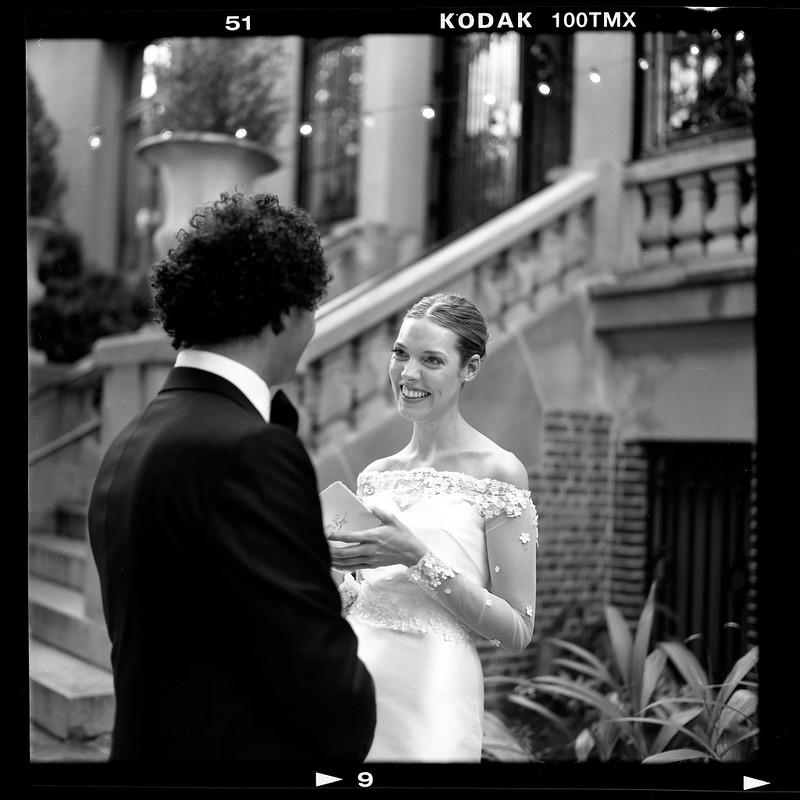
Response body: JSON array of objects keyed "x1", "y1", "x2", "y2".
[
  {"x1": 88, "y1": 130, "x2": 103, "y2": 149},
  {"x1": 299, "y1": 122, "x2": 313, "y2": 136},
  {"x1": 589, "y1": 68, "x2": 601, "y2": 84},
  {"x1": 234, "y1": 127, "x2": 248, "y2": 139},
  {"x1": 537, "y1": 81, "x2": 551, "y2": 96},
  {"x1": 637, "y1": 57, "x2": 650, "y2": 71},
  {"x1": 735, "y1": 30, "x2": 745, "y2": 41},
  {"x1": 361, "y1": 113, "x2": 375, "y2": 128},
  {"x1": 689, "y1": 44, "x2": 700, "y2": 56},
  {"x1": 421, "y1": 105, "x2": 436, "y2": 119},
  {"x1": 483, "y1": 93, "x2": 496, "y2": 106}
]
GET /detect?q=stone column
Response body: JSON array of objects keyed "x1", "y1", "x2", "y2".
[
  {"x1": 569, "y1": 33, "x2": 636, "y2": 166},
  {"x1": 357, "y1": 35, "x2": 436, "y2": 273},
  {"x1": 252, "y1": 36, "x2": 304, "y2": 206}
]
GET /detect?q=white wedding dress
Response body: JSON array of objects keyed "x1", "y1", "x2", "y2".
[{"x1": 338, "y1": 466, "x2": 538, "y2": 763}]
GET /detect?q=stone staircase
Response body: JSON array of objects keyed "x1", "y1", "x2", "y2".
[{"x1": 28, "y1": 503, "x2": 115, "y2": 747}]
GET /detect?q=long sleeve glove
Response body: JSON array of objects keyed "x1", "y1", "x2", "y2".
[{"x1": 407, "y1": 495, "x2": 538, "y2": 654}]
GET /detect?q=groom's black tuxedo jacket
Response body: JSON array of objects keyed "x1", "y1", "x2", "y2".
[{"x1": 88, "y1": 367, "x2": 376, "y2": 761}]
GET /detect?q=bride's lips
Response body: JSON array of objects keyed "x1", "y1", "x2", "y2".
[{"x1": 399, "y1": 384, "x2": 431, "y2": 402}]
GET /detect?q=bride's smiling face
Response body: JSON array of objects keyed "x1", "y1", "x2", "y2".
[{"x1": 389, "y1": 317, "x2": 478, "y2": 422}]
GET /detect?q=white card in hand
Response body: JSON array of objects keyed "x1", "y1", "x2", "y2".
[{"x1": 319, "y1": 481, "x2": 380, "y2": 539}]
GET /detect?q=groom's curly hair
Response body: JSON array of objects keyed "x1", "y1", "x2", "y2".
[{"x1": 150, "y1": 192, "x2": 331, "y2": 349}]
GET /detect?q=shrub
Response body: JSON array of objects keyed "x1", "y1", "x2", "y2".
[
  {"x1": 140, "y1": 37, "x2": 288, "y2": 147},
  {"x1": 30, "y1": 270, "x2": 153, "y2": 364},
  {"x1": 27, "y1": 69, "x2": 66, "y2": 219}
]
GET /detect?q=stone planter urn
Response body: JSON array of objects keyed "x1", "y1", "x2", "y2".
[{"x1": 134, "y1": 132, "x2": 279, "y2": 260}]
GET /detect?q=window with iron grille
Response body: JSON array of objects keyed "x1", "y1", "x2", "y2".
[
  {"x1": 645, "y1": 441, "x2": 755, "y2": 681},
  {"x1": 298, "y1": 38, "x2": 363, "y2": 232},
  {"x1": 636, "y1": 30, "x2": 755, "y2": 155},
  {"x1": 430, "y1": 33, "x2": 571, "y2": 243}
]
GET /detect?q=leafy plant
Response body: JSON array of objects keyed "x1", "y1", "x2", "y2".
[
  {"x1": 27, "y1": 69, "x2": 66, "y2": 219},
  {"x1": 141, "y1": 37, "x2": 289, "y2": 147},
  {"x1": 628, "y1": 642, "x2": 759, "y2": 763},
  {"x1": 30, "y1": 270, "x2": 153, "y2": 363},
  {"x1": 487, "y1": 583, "x2": 759, "y2": 763}
]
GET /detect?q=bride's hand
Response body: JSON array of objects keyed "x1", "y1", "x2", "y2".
[{"x1": 327, "y1": 505, "x2": 427, "y2": 571}]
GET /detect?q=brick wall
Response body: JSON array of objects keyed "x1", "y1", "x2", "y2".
[
  {"x1": 482, "y1": 409, "x2": 614, "y2": 700},
  {"x1": 609, "y1": 441, "x2": 650, "y2": 622}
]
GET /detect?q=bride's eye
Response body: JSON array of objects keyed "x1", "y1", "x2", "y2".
[{"x1": 391, "y1": 347, "x2": 408, "y2": 359}]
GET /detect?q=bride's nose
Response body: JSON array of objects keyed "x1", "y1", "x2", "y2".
[{"x1": 401, "y1": 361, "x2": 420, "y2": 381}]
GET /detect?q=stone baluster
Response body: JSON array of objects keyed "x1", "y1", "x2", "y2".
[
  {"x1": 622, "y1": 180, "x2": 646, "y2": 274},
  {"x1": 352, "y1": 322, "x2": 396, "y2": 428},
  {"x1": 639, "y1": 179, "x2": 672, "y2": 268},
  {"x1": 492, "y1": 250, "x2": 517, "y2": 330},
  {"x1": 503, "y1": 237, "x2": 537, "y2": 329},
  {"x1": 475, "y1": 255, "x2": 506, "y2": 340},
  {"x1": 313, "y1": 343, "x2": 356, "y2": 449},
  {"x1": 296, "y1": 361, "x2": 321, "y2": 451},
  {"x1": 705, "y1": 165, "x2": 742, "y2": 259},
  {"x1": 562, "y1": 203, "x2": 590, "y2": 271},
  {"x1": 535, "y1": 220, "x2": 565, "y2": 310},
  {"x1": 563, "y1": 203, "x2": 592, "y2": 292},
  {"x1": 739, "y1": 162, "x2": 757, "y2": 256},
  {"x1": 671, "y1": 172, "x2": 707, "y2": 262}
]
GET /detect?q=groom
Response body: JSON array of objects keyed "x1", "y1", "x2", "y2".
[{"x1": 87, "y1": 192, "x2": 375, "y2": 761}]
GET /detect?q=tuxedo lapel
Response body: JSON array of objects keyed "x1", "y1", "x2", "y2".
[{"x1": 270, "y1": 389, "x2": 299, "y2": 433}]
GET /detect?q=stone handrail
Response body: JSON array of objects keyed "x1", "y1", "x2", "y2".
[
  {"x1": 28, "y1": 417, "x2": 102, "y2": 467},
  {"x1": 287, "y1": 169, "x2": 600, "y2": 451},
  {"x1": 28, "y1": 356, "x2": 102, "y2": 455},
  {"x1": 28, "y1": 356, "x2": 104, "y2": 531},
  {"x1": 623, "y1": 137, "x2": 756, "y2": 278}
]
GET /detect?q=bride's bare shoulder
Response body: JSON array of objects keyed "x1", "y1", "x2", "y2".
[
  {"x1": 482, "y1": 447, "x2": 529, "y2": 491},
  {"x1": 360, "y1": 452, "x2": 409, "y2": 474}
]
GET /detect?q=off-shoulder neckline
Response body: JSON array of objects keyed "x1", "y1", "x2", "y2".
[{"x1": 359, "y1": 465, "x2": 531, "y2": 496}]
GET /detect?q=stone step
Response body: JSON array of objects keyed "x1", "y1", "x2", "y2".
[
  {"x1": 29, "y1": 638, "x2": 114, "y2": 742},
  {"x1": 29, "y1": 533, "x2": 87, "y2": 591},
  {"x1": 56, "y1": 503, "x2": 88, "y2": 540},
  {"x1": 28, "y1": 576, "x2": 111, "y2": 670}
]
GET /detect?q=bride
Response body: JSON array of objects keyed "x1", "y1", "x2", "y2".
[{"x1": 328, "y1": 293, "x2": 538, "y2": 763}]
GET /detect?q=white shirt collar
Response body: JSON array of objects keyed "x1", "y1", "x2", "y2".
[{"x1": 175, "y1": 349, "x2": 271, "y2": 423}]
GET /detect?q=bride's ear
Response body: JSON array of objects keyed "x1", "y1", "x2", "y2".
[{"x1": 461, "y1": 354, "x2": 482, "y2": 385}]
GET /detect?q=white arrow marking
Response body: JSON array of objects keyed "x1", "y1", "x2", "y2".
[
  {"x1": 316, "y1": 772, "x2": 342, "y2": 787},
  {"x1": 743, "y1": 776, "x2": 770, "y2": 791}
]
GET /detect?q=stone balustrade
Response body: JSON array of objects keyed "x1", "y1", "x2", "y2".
[
  {"x1": 29, "y1": 357, "x2": 101, "y2": 453},
  {"x1": 625, "y1": 137, "x2": 756, "y2": 277},
  {"x1": 28, "y1": 357, "x2": 103, "y2": 532}
]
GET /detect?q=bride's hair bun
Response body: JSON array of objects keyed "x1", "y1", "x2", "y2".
[{"x1": 405, "y1": 294, "x2": 489, "y2": 365}]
